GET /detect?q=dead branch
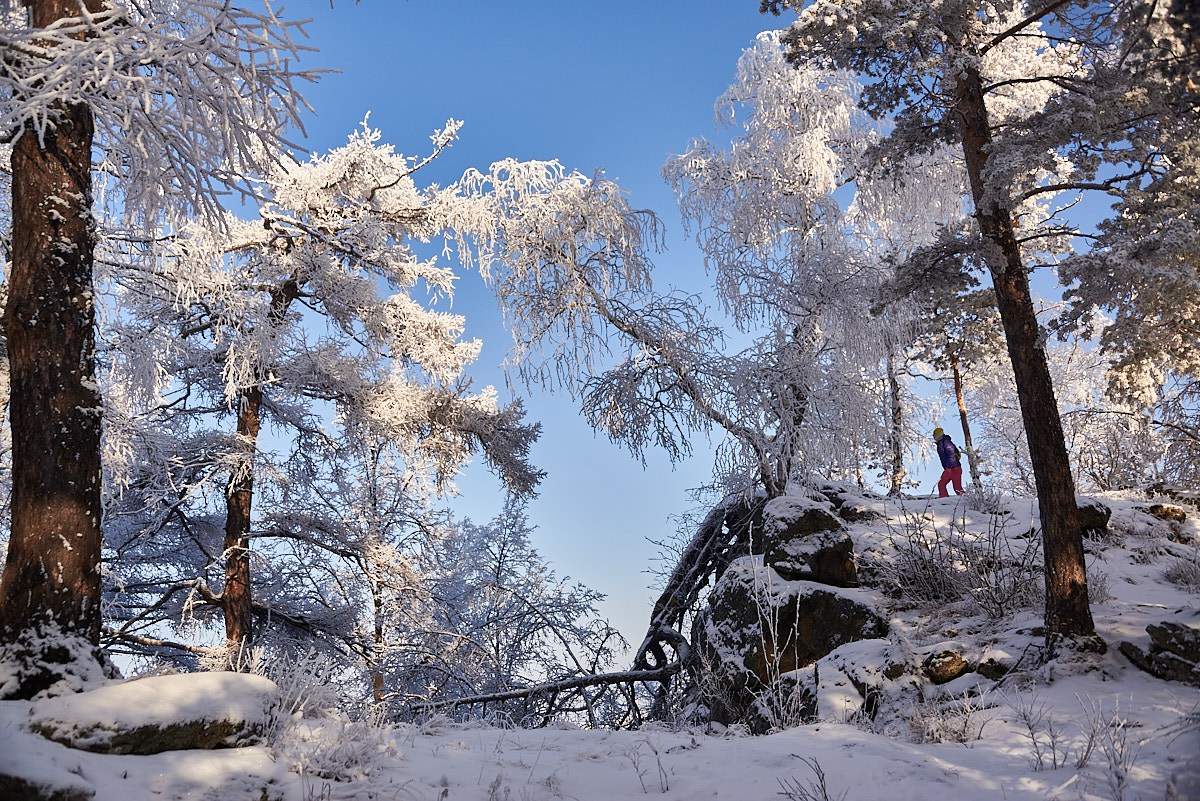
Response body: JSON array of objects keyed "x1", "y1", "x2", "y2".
[{"x1": 407, "y1": 663, "x2": 683, "y2": 714}]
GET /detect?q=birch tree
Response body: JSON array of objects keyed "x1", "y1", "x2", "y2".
[
  {"x1": 0, "y1": 0, "x2": 314, "y2": 698},
  {"x1": 662, "y1": 33, "x2": 968, "y2": 497}
]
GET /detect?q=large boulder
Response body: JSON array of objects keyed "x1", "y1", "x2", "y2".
[
  {"x1": 1077, "y1": 500, "x2": 1112, "y2": 541},
  {"x1": 757, "y1": 495, "x2": 858, "y2": 586},
  {"x1": 1148, "y1": 504, "x2": 1187, "y2": 523},
  {"x1": 757, "y1": 495, "x2": 843, "y2": 549},
  {"x1": 734, "y1": 637, "x2": 923, "y2": 733},
  {"x1": 27, "y1": 672, "x2": 280, "y2": 755},
  {"x1": 691, "y1": 556, "x2": 888, "y2": 731},
  {"x1": 817, "y1": 484, "x2": 886, "y2": 523},
  {"x1": 766, "y1": 530, "x2": 858, "y2": 587}
]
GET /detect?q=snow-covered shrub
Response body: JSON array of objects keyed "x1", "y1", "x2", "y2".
[
  {"x1": 1005, "y1": 691, "x2": 1080, "y2": 771},
  {"x1": 1091, "y1": 699, "x2": 1144, "y2": 801},
  {"x1": 903, "y1": 688, "x2": 995, "y2": 744},
  {"x1": 965, "y1": 483, "x2": 1010, "y2": 515},
  {"x1": 274, "y1": 718, "x2": 403, "y2": 785},
  {"x1": 884, "y1": 508, "x2": 1042, "y2": 619},
  {"x1": 238, "y1": 648, "x2": 405, "y2": 786},
  {"x1": 237, "y1": 647, "x2": 366, "y2": 750},
  {"x1": 1161, "y1": 554, "x2": 1200, "y2": 593},
  {"x1": 1087, "y1": 568, "x2": 1113, "y2": 605},
  {"x1": 885, "y1": 508, "x2": 964, "y2": 605}
]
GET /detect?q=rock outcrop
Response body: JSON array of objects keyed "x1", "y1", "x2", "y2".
[
  {"x1": 27, "y1": 672, "x2": 279, "y2": 755},
  {"x1": 1, "y1": 672, "x2": 283, "y2": 801},
  {"x1": 690, "y1": 493, "x2": 888, "y2": 731},
  {"x1": 1077, "y1": 500, "x2": 1112, "y2": 540}
]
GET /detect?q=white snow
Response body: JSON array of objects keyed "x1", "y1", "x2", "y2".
[
  {"x1": 26, "y1": 672, "x2": 278, "y2": 751},
  {"x1": 1, "y1": 490, "x2": 1197, "y2": 801}
]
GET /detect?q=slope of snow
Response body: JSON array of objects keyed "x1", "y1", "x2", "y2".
[{"x1": 1, "y1": 489, "x2": 1197, "y2": 801}]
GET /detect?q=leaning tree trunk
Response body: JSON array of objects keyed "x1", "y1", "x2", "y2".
[
  {"x1": 0, "y1": 0, "x2": 110, "y2": 699},
  {"x1": 955, "y1": 64, "x2": 1096, "y2": 645},
  {"x1": 949, "y1": 352, "x2": 982, "y2": 489}
]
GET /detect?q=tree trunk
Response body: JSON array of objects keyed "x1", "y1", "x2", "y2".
[
  {"x1": 220, "y1": 278, "x2": 299, "y2": 658},
  {"x1": 949, "y1": 353, "x2": 982, "y2": 489},
  {"x1": 371, "y1": 581, "x2": 385, "y2": 703},
  {"x1": 222, "y1": 385, "x2": 261, "y2": 656},
  {"x1": 0, "y1": 0, "x2": 109, "y2": 699},
  {"x1": 886, "y1": 343, "x2": 906, "y2": 495},
  {"x1": 954, "y1": 64, "x2": 1097, "y2": 644}
]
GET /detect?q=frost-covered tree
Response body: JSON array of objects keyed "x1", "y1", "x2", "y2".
[
  {"x1": 481, "y1": 34, "x2": 953, "y2": 502},
  {"x1": 0, "y1": 0, "x2": 314, "y2": 698},
  {"x1": 969, "y1": 337, "x2": 1167, "y2": 494},
  {"x1": 755, "y1": 0, "x2": 1178, "y2": 644},
  {"x1": 399, "y1": 497, "x2": 623, "y2": 724},
  {"x1": 891, "y1": 262, "x2": 1007, "y2": 489},
  {"x1": 101, "y1": 124, "x2": 543, "y2": 661},
  {"x1": 1058, "y1": 1, "x2": 1200, "y2": 482},
  {"x1": 660, "y1": 33, "x2": 895, "y2": 496},
  {"x1": 850, "y1": 148, "x2": 976, "y2": 492}
]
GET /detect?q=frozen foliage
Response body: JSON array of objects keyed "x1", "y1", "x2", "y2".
[
  {"x1": 397, "y1": 498, "x2": 625, "y2": 725},
  {"x1": 475, "y1": 32, "x2": 965, "y2": 499},
  {"x1": 0, "y1": 0, "x2": 317, "y2": 226},
  {"x1": 760, "y1": 0, "x2": 1199, "y2": 494},
  {"x1": 760, "y1": 0, "x2": 1199, "y2": 642},
  {"x1": 967, "y1": 337, "x2": 1169, "y2": 495},
  {"x1": 1057, "y1": 1, "x2": 1200, "y2": 411},
  {"x1": 661, "y1": 33, "x2": 937, "y2": 496},
  {"x1": 883, "y1": 502, "x2": 1044, "y2": 618},
  {"x1": 0, "y1": 0, "x2": 319, "y2": 699},
  {"x1": 99, "y1": 123, "x2": 580, "y2": 663}
]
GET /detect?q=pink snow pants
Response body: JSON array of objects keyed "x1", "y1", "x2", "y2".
[{"x1": 938, "y1": 466, "x2": 964, "y2": 497}]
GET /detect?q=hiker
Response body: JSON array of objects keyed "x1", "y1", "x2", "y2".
[{"x1": 933, "y1": 427, "x2": 964, "y2": 497}]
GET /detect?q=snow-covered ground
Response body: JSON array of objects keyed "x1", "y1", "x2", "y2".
[{"x1": 2, "y1": 490, "x2": 1198, "y2": 801}]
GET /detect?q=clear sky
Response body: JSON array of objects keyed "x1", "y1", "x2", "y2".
[{"x1": 288, "y1": 0, "x2": 943, "y2": 653}]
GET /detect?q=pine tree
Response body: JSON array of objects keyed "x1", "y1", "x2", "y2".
[
  {"x1": 0, "y1": 0, "x2": 313, "y2": 695},
  {"x1": 756, "y1": 0, "x2": 1166, "y2": 646}
]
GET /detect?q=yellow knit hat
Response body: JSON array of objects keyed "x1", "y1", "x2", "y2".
[{"x1": 933, "y1": 427, "x2": 944, "y2": 440}]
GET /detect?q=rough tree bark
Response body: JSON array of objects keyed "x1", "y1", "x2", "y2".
[
  {"x1": 954, "y1": 63, "x2": 1097, "y2": 645},
  {"x1": 0, "y1": 0, "x2": 110, "y2": 700},
  {"x1": 222, "y1": 383, "x2": 261, "y2": 653}
]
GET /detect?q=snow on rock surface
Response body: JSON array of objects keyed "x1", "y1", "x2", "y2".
[
  {"x1": 0, "y1": 489, "x2": 1198, "y2": 800},
  {"x1": 25, "y1": 671, "x2": 279, "y2": 754},
  {"x1": 761, "y1": 493, "x2": 843, "y2": 540}
]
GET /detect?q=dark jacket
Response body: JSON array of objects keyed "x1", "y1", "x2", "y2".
[{"x1": 937, "y1": 435, "x2": 961, "y2": 469}]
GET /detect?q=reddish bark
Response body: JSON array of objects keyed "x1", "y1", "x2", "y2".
[
  {"x1": 0, "y1": 0, "x2": 109, "y2": 698},
  {"x1": 220, "y1": 278, "x2": 299, "y2": 657},
  {"x1": 222, "y1": 385, "x2": 261, "y2": 652},
  {"x1": 954, "y1": 64, "x2": 1097, "y2": 643}
]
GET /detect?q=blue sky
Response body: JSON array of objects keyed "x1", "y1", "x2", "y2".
[{"x1": 289, "y1": 1, "x2": 945, "y2": 650}]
